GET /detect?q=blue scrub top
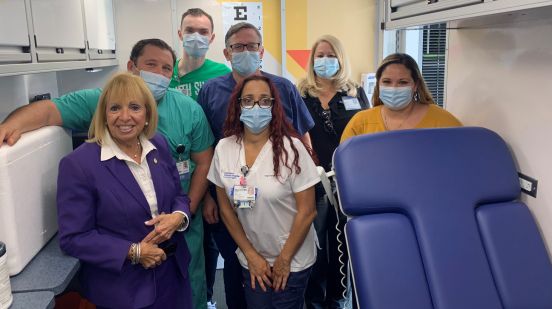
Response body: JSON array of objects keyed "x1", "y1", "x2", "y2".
[{"x1": 197, "y1": 71, "x2": 314, "y2": 141}]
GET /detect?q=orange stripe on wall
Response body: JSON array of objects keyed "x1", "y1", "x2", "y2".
[{"x1": 286, "y1": 50, "x2": 311, "y2": 70}]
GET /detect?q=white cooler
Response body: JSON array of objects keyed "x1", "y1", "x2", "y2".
[{"x1": 0, "y1": 126, "x2": 72, "y2": 275}]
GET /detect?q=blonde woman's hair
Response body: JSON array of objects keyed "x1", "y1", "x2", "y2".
[
  {"x1": 297, "y1": 35, "x2": 358, "y2": 98},
  {"x1": 372, "y1": 53, "x2": 435, "y2": 107},
  {"x1": 87, "y1": 72, "x2": 158, "y2": 144}
]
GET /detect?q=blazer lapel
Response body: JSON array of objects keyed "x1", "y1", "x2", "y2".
[
  {"x1": 147, "y1": 149, "x2": 167, "y2": 214},
  {"x1": 102, "y1": 158, "x2": 151, "y2": 215}
]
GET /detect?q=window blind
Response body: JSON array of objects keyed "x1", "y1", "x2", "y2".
[{"x1": 421, "y1": 23, "x2": 446, "y2": 106}]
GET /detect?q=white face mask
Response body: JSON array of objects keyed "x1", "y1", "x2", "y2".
[
  {"x1": 183, "y1": 32, "x2": 210, "y2": 58},
  {"x1": 379, "y1": 86, "x2": 413, "y2": 110}
]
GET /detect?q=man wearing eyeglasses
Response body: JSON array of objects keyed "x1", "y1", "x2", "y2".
[
  {"x1": 197, "y1": 22, "x2": 314, "y2": 309},
  {"x1": 198, "y1": 22, "x2": 314, "y2": 142}
]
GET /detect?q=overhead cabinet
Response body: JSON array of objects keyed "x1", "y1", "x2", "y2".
[
  {"x1": 83, "y1": 0, "x2": 116, "y2": 60},
  {"x1": 30, "y1": 0, "x2": 87, "y2": 62},
  {"x1": 390, "y1": 0, "x2": 483, "y2": 20},
  {"x1": 384, "y1": 0, "x2": 552, "y2": 29},
  {"x1": 0, "y1": 0, "x2": 117, "y2": 76},
  {"x1": 0, "y1": 0, "x2": 32, "y2": 64}
]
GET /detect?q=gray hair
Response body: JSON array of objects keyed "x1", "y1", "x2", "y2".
[{"x1": 224, "y1": 22, "x2": 262, "y2": 47}]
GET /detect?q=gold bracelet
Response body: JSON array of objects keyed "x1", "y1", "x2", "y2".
[{"x1": 130, "y1": 243, "x2": 139, "y2": 265}]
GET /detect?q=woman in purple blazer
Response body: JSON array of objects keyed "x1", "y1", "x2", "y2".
[{"x1": 56, "y1": 73, "x2": 193, "y2": 309}]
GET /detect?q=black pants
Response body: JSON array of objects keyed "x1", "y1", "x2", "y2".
[
  {"x1": 203, "y1": 218, "x2": 219, "y2": 303},
  {"x1": 206, "y1": 184, "x2": 247, "y2": 309}
]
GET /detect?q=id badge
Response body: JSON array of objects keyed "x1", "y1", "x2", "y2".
[
  {"x1": 233, "y1": 185, "x2": 256, "y2": 209},
  {"x1": 342, "y1": 96, "x2": 361, "y2": 110},
  {"x1": 176, "y1": 159, "x2": 190, "y2": 181}
]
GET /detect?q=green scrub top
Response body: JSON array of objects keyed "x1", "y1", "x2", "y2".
[{"x1": 170, "y1": 58, "x2": 231, "y2": 101}]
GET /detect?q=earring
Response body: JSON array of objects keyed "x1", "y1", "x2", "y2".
[
  {"x1": 145, "y1": 121, "x2": 149, "y2": 126},
  {"x1": 414, "y1": 91, "x2": 420, "y2": 102}
]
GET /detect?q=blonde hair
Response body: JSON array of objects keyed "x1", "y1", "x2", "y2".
[
  {"x1": 87, "y1": 72, "x2": 158, "y2": 144},
  {"x1": 297, "y1": 35, "x2": 358, "y2": 98},
  {"x1": 372, "y1": 53, "x2": 435, "y2": 107}
]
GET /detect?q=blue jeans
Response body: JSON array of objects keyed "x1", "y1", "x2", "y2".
[{"x1": 242, "y1": 266, "x2": 312, "y2": 309}]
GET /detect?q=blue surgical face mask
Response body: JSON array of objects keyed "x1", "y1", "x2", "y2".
[
  {"x1": 313, "y1": 57, "x2": 340, "y2": 79},
  {"x1": 231, "y1": 51, "x2": 261, "y2": 77},
  {"x1": 379, "y1": 86, "x2": 413, "y2": 110},
  {"x1": 183, "y1": 32, "x2": 210, "y2": 58},
  {"x1": 240, "y1": 106, "x2": 272, "y2": 134},
  {"x1": 140, "y1": 70, "x2": 171, "y2": 101}
]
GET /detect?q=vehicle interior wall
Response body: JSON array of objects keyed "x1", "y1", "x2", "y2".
[
  {"x1": 446, "y1": 14, "x2": 552, "y2": 255},
  {"x1": 113, "y1": 0, "x2": 174, "y2": 70},
  {"x1": 175, "y1": 0, "x2": 377, "y2": 83},
  {"x1": 0, "y1": 73, "x2": 59, "y2": 122}
]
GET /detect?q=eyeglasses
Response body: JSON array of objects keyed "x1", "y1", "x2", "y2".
[
  {"x1": 229, "y1": 43, "x2": 261, "y2": 52},
  {"x1": 239, "y1": 97, "x2": 274, "y2": 109},
  {"x1": 319, "y1": 110, "x2": 336, "y2": 135}
]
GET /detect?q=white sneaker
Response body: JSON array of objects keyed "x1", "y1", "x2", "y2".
[{"x1": 207, "y1": 301, "x2": 217, "y2": 309}]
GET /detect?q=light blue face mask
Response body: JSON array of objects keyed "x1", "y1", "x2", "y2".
[
  {"x1": 183, "y1": 32, "x2": 210, "y2": 58},
  {"x1": 313, "y1": 57, "x2": 340, "y2": 79},
  {"x1": 231, "y1": 51, "x2": 261, "y2": 77},
  {"x1": 240, "y1": 106, "x2": 272, "y2": 134},
  {"x1": 140, "y1": 70, "x2": 171, "y2": 101},
  {"x1": 379, "y1": 86, "x2": 413, "y2": 110}
]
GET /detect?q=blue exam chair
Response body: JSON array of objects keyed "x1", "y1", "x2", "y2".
[{"x1": 333, "y1": 127, "x2": 552, "y2": 309}]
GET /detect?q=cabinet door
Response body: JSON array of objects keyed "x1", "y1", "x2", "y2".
[
  {"x1": 83, "y1": 0, "x2": 116, "y2": 59},
  {"x1": 30, "y1": 0, "x2": 86, "y2": 61},
  {"x1": 0, "y1": 0, "x2": 31, "y2": 63}
]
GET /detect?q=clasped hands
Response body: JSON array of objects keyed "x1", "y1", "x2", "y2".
[
  {"x1": 246, "y1": 252, "x2": 291, "y2": 292},
  {"x1": 131, "y1": 212, "x2": 184, "y2": 269}
]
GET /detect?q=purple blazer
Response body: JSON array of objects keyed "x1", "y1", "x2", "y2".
[{"x1": 56, "y1": 133, "x2": 191, "y2": 308}]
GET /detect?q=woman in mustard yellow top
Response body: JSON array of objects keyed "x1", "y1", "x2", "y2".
[{"x1": 341, "y1": 53, "x2": 461, "y2": 143}]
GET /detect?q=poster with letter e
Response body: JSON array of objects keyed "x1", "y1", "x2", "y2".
[{"x1": 222, "y1": 2, "x2": 263, "y2": 40}]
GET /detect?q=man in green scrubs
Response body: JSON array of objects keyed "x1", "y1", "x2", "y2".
[
  {"x1": 0, "y1": 38, "x2": 214, "y2": 309},
  {"x1": 170, "y1": 8, "x2": 230, "y2": 101},
  {"x1": 169, "y1": 9, "x2": 230, "y2": 309}
]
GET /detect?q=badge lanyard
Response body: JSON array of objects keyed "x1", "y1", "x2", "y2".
[
  {"x1": 175, "y1": 144, "x2": 190, "y2": 181},
  {"x1": 232, "y1": 165, "x2": 257, "y2": 209}
]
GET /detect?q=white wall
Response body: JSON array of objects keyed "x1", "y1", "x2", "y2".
[
  {"x1": 113, "y1": 0, "x2": 174, "y2": 68},
  {"x1": 446, "y1": 15, "x2": 552, "y2": 254},
  {"x1": 57, "y1": 67, "x2": 119, "y2": 94},
  {"x1": 0, "y1": 73, "x2": 59, "y2": 121}
]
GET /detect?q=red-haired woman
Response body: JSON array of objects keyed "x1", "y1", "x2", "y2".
[{"x1": 207, "y1": 75, "x2": 320, "y2": 308}]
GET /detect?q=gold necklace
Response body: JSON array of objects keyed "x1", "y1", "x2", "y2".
[
  {"x1": 383, "y1": 104, "x2": 415, "y2": 130},
  {"x1": 133, "y1": 141, "x2": 142, "y2": 159}
]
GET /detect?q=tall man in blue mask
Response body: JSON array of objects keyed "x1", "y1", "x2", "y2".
[
  {"x1": 0, "y1": 39, "x2": 215, "y2": 309},
  {"x1": 170, "y1": 8, "x2": 230, "y2": 102},
  {"x1": 197, "y1": 22, "x2": 315, "y2": 309}
]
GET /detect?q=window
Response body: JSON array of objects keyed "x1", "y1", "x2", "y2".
[{"x1": 421, "y1": 23, "x2": 446, "y2": 106}]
